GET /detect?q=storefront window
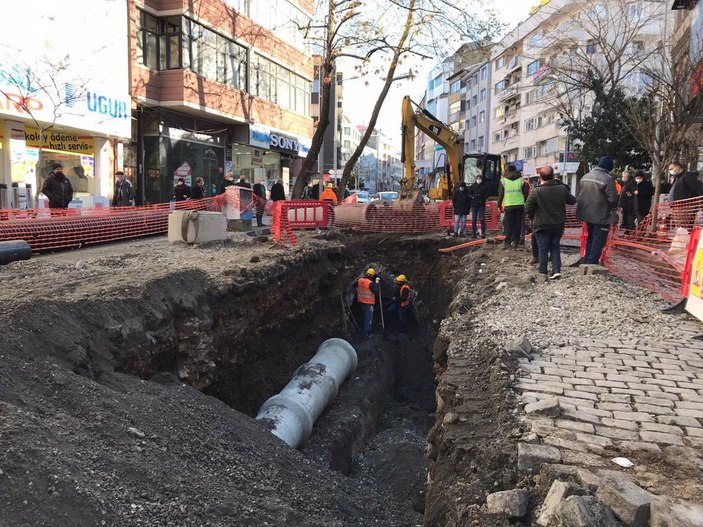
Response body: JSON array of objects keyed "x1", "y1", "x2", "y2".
[
  {"x1": 143, "y1": 125, "x2": 225, "y2": 204},
  {"x1": 232, "y1": 144, "x2": 281, "y2": 185}
]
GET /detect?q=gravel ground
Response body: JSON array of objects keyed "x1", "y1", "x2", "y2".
[{"x1": 471, "y1": 247, "x2": 697, "y2": 349}]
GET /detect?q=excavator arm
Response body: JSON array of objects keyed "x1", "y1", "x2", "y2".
[{"x1": 400, "y1": 96, "x2": 463, "y2": 201}]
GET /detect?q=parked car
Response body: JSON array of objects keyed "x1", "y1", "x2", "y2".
[
  {"x1": 371, "y1": 191, "x2": 398, "y2": 204},
  {"x1": 350, "y1": 190, "x2": 370, "y2": 203}
]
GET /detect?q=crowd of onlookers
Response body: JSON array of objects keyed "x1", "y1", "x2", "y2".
[{"x1": 450, "y1": 156, "x2": 701, "y2": 282}]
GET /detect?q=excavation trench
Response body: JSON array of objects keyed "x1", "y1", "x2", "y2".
[{"x1": 114, "y1": 235, "x2": 454, "y2": 524}]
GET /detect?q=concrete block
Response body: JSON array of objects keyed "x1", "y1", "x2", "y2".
[
  {"x1": 555, "y1": 495, "x2": 619, "y2": 527},
  {"x1": 518, "y1": 442, "x2": 562, "y2": 472},
  {"x1": 486, "y1": 489, "x2": 528, "y2": 518},
  {"x1": 525, "y1": 397, "x2": 561, "y2": 416},
  {"x1": 596, "y1": 475, "x2": 655, "y2": 527},
  {"x1": 639, "y1": 431, "x2": 684, "y2": 445},
  {"x1": 168, "y1": 211, "x2": 227, "y2": 243},
  {"x1": 537, "y1": 480, "x2": 579, "y2": 526},
  {"x1": 649, "y1": 500, "x2": 703, "y2": 527}
]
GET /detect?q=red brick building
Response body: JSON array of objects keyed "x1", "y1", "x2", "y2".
[{"x1": 128, "y1": 0, "x2": 314, "y2": 203}]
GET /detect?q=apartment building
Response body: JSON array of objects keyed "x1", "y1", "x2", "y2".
[
  {"x1": 462, "y1": 60, "x2": 492, "y2": 154},
  {"x1": 356, "y1": 126, "x2": 401, "y2": 192},
  {"x1": 671, "y1": 0, "x2": 703, "y2": 169},
  {"x1": 129, "y1": 0, "x2": 314, "y2": 203},
  {"x1": 488, "y1": 0, "x2": 665, "y2": 189},
  {"x1": 415, "y1": 43, "x2": 487, "y2": 182}
]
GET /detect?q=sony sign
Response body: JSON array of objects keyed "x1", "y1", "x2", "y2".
[{"x1": 270, "y1": 133, "x2": 300, "y2": 154}]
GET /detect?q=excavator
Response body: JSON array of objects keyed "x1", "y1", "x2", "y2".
[{"x1": 400, "y1": 95, "x2": 503, "y2": 202}]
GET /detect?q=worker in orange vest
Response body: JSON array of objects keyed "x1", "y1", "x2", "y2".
[
  {"x1": 320, "y1": 183, "x2": 338, "y2": 204},
  {"x1": 386, "y1": 274, "x2": 411, "y2": 334},
  {"x1": 356, "y1": 268, "x2": 379, "y2": 338}
]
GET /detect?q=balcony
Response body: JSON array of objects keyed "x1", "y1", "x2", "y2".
[{"x1": 497, "y1": 86, "x2": 519, "y2": 102}]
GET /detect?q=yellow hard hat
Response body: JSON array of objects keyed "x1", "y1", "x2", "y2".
[
  {"x1": 396, "y1": 274, "x2": 407, "y2": 282},
  {"x1": 327, "y1": 183, "x2": 334, "y2": 189},
  {"x1": 366, "y1": 268, "x2": 376, "y2": 276}
]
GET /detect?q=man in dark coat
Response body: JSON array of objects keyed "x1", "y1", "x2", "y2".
[
  {"x1": 619, "y1": 171, "x2": 637, "y2": 230},
  {"x1": 174, "y1": 177, "x2": 190, "y2": 201},
  {"x1": 219, "y1": 172, "x2": 235, "y2": 194},
  {"x1": 113, "y1": 171, "x2": 135, "y2": 206},
  {"x1": 252, "y1": 179, "x2": 267, "y2": 227},
  {"x1": 270, "y1": 180, "x2": 286, "y2": 201},
  {"x1": 41, "y1": 163, "x2": 73, "y2": 208},
  {"x1": 467, "y1": 176, "x2": 489, "y2": 238},
  {"x1": 576, "y1": 156, "x2": 619, "y2": 264},
  {"x1": 668, "y1": 161, "x2": 700, "y2": 230},
  {"x1": 633, "y1": 171, "x2": 654, "y2": 223},
  {"x1": 451, "y1": 182, "x2": 470, "y2": 236},
  {"x1": 525, "y1": 166, "x2": 577, "y2": 281}
]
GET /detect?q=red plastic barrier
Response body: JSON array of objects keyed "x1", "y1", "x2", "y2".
[{"x1": 270, "y1": 200, "x2": 329, "y2": 247}]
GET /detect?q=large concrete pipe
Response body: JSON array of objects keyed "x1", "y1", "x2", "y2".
[{"x1": 255, "y1": 338, "x2": 358, "y2": 449}]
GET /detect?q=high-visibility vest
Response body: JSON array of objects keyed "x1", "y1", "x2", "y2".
[
  {"x1": 357, "y1": 277, "x2": 375, "y2": 305},
  {"x1": 502, "y1": 177, "x2": 525, "y2": 207},
  {"x1": 320, "y1": 188, "x2": 338, "y2": 203},
  {"x1": 399, "y1": 284, "x2": 411, "y2": 308}
]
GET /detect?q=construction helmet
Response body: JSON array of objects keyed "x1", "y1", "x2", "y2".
[
  {"x1": 366, "y1": 268, "x2": 376, "y2": 276},
  {"x1": 396, "y1": 274, "x2": 408, "y2": 282},
  {"x1": 327, "y1": 183, "x2": 334, "y2": 189}
]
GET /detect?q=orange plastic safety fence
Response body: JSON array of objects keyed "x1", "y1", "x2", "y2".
[
  {"x1": 597, "y1": 197, "x2": 703, "y2": 301},
  {"x1": 0, "y1": 199, "x2": 215, "y2": 252}
]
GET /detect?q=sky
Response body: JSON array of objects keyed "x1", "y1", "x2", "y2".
[{"x1": 340, "y1": 0, "x2": 536, "y2": 147}]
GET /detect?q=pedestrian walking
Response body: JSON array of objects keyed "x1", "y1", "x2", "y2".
[
  {"x1": 253, "y1": 179, "x2": 267, "y2": 227},
  {"x1": 41, "y1": 163, "x2": 74, "y2": 209},
  {"x1": 451, "y1": 182, "x2": 470, "y2": 236},
  {"x1": 525, "y1": 166, "x2": 577, "y2": 281},
  {"x1": 619, "y1": 171, "x2": 637, "y2": 230},
  {"x1": 270, "y1": 180, "x2": 286, "y2": 201},
  {"x1": 174, "y1": 177, "x2": 191, "y2": 201},
  {"x1": 219, "y1": 172, "x2": 235, "y2": 194},
  {"x1": 112, "y1": 171, "x2": 135, "y2": 206},
  {"x1": 576, "y1": 156, "x2": 619, "y2": 265},
  {"x1": 497, "y1": 165, "x2": 530, "y2": 249},
  {"x1": 386, "y1": 274, "x2": 411, "y2": 334},
  {"x1": 468, "y1": 176, "x2": 488, "y2": 238},
  {"x1": 355, "y1": 268, "x2": 379, "y2": 339},
  {"x1": 191, "y1": 177, "x2": 206, "y2": 199},
  {"x1": 633, "y1": 170, "x2": 654, "y2": 224}
]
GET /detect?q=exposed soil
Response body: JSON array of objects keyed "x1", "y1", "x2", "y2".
[{"x1": 1, "y1": 231, "x2": 496, "y2": 527}]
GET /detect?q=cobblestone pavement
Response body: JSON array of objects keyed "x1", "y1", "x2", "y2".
[{"x1": 516, "y1": 318, "x2": 703, "y2": 503}]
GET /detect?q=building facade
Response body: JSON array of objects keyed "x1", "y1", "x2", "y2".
[
  {"x1": 672, "y1": 0, "x2": 703, "y2": 169},
  {"x1": 0, "y1": 0, "x2": 131, "y2": 208},
  {"x1": 311, "y1": 56, "x2": 344, "y2": 177},
  {"x1": 487, "y1": 0, "x2": 665, "y2": 189},
  {"x1": 129, "y1": 0, "x2": 314, "y2": 203},
  {"x1": 462, "y1": 60, "x2": 492, "y2": 154}
]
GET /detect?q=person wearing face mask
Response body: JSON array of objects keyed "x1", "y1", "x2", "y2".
[
  {"x1": 633, "y1": 170, "x2": 654, "y2": 224},
  {"x1": 468, "y1": 176, "x2": 489, "y2": 239},
  {"x1": 619, "y1": 171, "x2": 637, "y2": 231},
  {"x1": 41, "y1": 163, "x2": 74, "y2": 208},
  {"x1": 669, "y1": 161, "x2": 701, "y2": 202}
]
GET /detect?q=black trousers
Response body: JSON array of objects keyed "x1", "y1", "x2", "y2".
[{"x1": 504, "y1": 207, "x2": 524, "y2": 246}]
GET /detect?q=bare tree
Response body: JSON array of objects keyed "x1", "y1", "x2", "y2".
[
  {"x1": 523, "y1": 0, "x2": 666, "y2": 168},
  {"x1": 625, "y1": 21, "x2": 703, "y2": 231},
  {"x1": 292, "y1": 0, "x2": 500, "y2": 198}
]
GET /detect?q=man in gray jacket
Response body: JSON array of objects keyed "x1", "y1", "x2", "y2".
[{"x1": 576, "y1": 156, "x2": 619, "y2": 265}]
